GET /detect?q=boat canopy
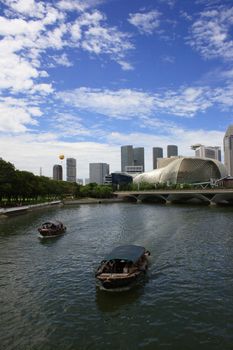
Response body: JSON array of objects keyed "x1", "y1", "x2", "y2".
[
  {"x1": 105, "y1": 245, "x2": 145, "y2": 264},
  {"x1": 42, "y1": 220, "x2": 62, "y2": 226}
]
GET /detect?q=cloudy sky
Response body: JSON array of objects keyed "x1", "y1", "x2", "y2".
[{"x1": 1, "y1": 0, "x2": 233, "y2": 180}]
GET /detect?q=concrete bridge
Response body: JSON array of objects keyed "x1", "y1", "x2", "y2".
[{"x1": 114, "y1": 189, "x2": 233, "y2": 205}]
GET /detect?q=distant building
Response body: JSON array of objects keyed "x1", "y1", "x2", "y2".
[
  {"x1": 191, "y1": 144, "x2": 221, "y2": 161},
  {"x1": 85, "y1": 178, "x2": 90, "y2": 185},
  {"x1": 66, "y1": 158, "x2": 77, "y2": 182},
  {"x1": 124, "y1": 165, "x2": 143, "y2": 174},
  {"x1": 224, "y1": 125, "x2": 233, "y2": 176},
  {"x1": 77, "y1": 178, "x2": 83, "y2": 185},
  {"x1": 133, "y1": 147, "x2": 145, "y2": 171},
  {"x1": 89, "y1": 163, "x2": 110, "y2": 184},
  {"x1": 104, "y1": 174, "x2": 113, "y2": 185},
  {"x1": 111, "y1": 172, "x2": 133, "y2": 187},
  {"x1": 153, "y1": 147, "x2": 163, "y2": 169},
  {"x1": 121, "y1": 145, "x2": 133, "y2": 172},
  {"x1": 53, "y1": 164, "x2": 63, "y2": 181},
  {"x1": 121, "y1": 145, "x2": 145, "y2": 172},
  {"x1": 167, "y1": 145, "x2": 178, "y2": 158}
]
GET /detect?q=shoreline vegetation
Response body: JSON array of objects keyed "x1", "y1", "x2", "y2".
[{"x1": 0, "y1": 158, "x2": 115, "y2": 210}]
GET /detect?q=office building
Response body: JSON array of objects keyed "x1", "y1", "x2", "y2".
[
  {"x1": 121, "y1": 145, "x2": 145, "y2": 172},
  {"x1": 133, "y1": 147, "x2": 145, "y2": 171},
  {"x1": 77, "y1": 179, "x2": 83, "y2": 185},
  {"x1": 191, "y1": 144, "x2": 221, "y2": 161},
  {"x1": 121, "y1": 145, "x2": 133, "y2": 172},
  {"x1": 167, "y1": 145, "x2": 178, "y2": 158},
  {"x1": 66, "y1": 158, "x2": 76, "y2": 182},
  {"x1": 89, "y1": 163, "x2": 110, "y2": 184},
  {"x1": 153, "y1": 147, "x2": 163, "y2": 169},
  {"x1": 53, "y1": 164, "x2": 63, "y2": 181},
  {"x1": 224, "y1": 125, "x2": 233, "y2": 175}
]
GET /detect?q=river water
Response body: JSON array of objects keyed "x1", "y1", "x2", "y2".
[{"x1": 0, "y1": 203, "x2": 233, "y2": 350}]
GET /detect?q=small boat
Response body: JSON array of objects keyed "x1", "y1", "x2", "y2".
[
  {"x1": 95, "y1": 245, "x2": 150, "y2": 291},
  {"x1": 38, "y1": 220, "x2": 66, "y2": 238}
]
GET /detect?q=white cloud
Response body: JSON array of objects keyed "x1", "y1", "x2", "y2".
[
  {"x1": 52, "y1": 114, "x2": 93, "y2": 137},
  {"x1": 52, "y1": 53, "x2": 73, "y2": 67},
  {"x1": 57, "y1": 0, "x2": 104, "y2": 12},
  {"x1": 0, "y1": 3, "x2": 134, "y2": 96},
  {"x1": 4, "y1": 0, "x2": 46, "y2": 18},
  {"x1": 0, "y1": 97, "x2": 42, "y2": 132},
  {"x1": 128, "y1": 10, "x2": 161, "y2": 35},
  {"x1": 57, "y1": 86, "x2": 216, "y2": 118},
  {"x1": 189, "y1": 6, "x2": 233, "y2": 61},
  {"x1": 69, "y1": 11, "x2": 134, "y2": 66},
  {"x1": 117, "y1": 60, "x2": 134, "y2": 71},
  {"x1": 57, "y1": 88, "x2": 155, "y2": 118}
]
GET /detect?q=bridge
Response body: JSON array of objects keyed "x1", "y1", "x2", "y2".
[{"x1": 114, "y1": 189, "x2": 233, "y2": 205}]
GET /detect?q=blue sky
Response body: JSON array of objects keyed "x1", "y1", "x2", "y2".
[{"x1": 1, "y1": 0, "x2": 233, "y2": 179}]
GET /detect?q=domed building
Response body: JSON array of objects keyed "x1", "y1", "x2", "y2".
[{"x1": 133, "y1": 157, "x2": 227, "y2": 185}]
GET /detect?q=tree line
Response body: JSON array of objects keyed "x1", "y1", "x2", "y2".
[{"x1": 0, "y1": 158, "x2": 113, "y2": 207}]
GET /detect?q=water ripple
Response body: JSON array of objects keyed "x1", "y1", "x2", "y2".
[{"x1": 0, "y1": 203, "x2": 233, "y2": 349}]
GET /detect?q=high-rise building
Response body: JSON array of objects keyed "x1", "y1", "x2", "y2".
[
  {"x1": 133, "y1": 147, "x2": 145, "y2": 171},
  {"x1": 191, "y1": 144, "x2": 221, "y2": 161},
  {"x1": 53, "y1": 164, "x2": 63, "y2": 181},
  {"x1": 66, "y1": 158, "x2": 76, "y2": 182},
  {"x1": 152, "y1": 147, "x2": 163, "y2": 169},
  {"x1": 89, "y1": 163, "x2": 110, "y2": 184},
  {"x1": 167, "y1": 145, "x2": 178, "y2": 158},
  {"x1": 121, "y1": 145, "x2": 145, "y2": 172},
  {"x1": 121, "y1": 145, "x2": 133, "y2": 172},
  {"x1": 224, "y1": 125, "x2": 233, "y2": 175}
]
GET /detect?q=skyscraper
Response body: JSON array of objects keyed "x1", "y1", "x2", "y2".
[
  {"x1": 53, "y1": 164, "x2": 63, "y2": 180},
  {"x1": 89, "y1": 163, "x2": 109, "y2": 184},
  {"x1": 224, "y1": 125, "x2": 233, "y2": 175},
  {"x1": 152, "y1": 147, "x2": 163, "y2": 169},
  {"x1": 167, "y1": 145, "x2": 178, "y2": 158},
  {"x1": 66, "y1": 158, "x2": 76, "y2": 182},
  {"x1": 133, "y1": 147, "x2": 145, "y2": 171},
  {"x1": 121, "y1": 145, "x2": 133, "y2": 172},
  {"x1": 191, "y1": 144, "x2": 221, "y2": 161}
]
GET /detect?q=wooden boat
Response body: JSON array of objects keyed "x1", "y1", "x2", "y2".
[
  {"x1": 38, "y1": 220, "x2": 66, "y2": 238},
  {"x1": 95, "y1": 245, "x2": 150, "y2": 290}
]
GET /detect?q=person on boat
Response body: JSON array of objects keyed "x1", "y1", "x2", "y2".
[
  {"x1": 108, "y1": 260, "x2": 115, "y2": 273},
  {"x1": 123, "y1": 263, "x2": 129, "y2": 273}
]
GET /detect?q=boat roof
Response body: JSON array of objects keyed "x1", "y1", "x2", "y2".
[
  {"x1": 105, "y1": 245, "x2": 145, "y2": 263},
  {"x1": 42, "y1": 220, "x2": 62, "y2": 225}
]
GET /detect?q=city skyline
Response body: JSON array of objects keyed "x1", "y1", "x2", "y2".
[{"x1": 1, "y1": 0, "x2": 233, "y2": 179}]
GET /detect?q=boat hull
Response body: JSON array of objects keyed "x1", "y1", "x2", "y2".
[
  {"x1": 38, "y1": 228, "x2": 66, "y2": 238},
  {"x1": 96, "y1": 270, "x2": 146, "y2": 291}
]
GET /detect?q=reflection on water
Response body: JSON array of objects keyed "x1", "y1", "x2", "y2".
[{"x1": 0, "y1": 203, "x2": 233, "y2": 349}]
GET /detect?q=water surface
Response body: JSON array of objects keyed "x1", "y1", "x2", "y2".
[{"x1": 0, "y1": 203, "x2": 233, "y2": 349}]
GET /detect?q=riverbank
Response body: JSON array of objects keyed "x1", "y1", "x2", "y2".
[
  {"x1": 0, "y1": 200, "x2": 62, "y2": 218},
  {"x1": 63, "y1": 197, "x2": 124, "y2": 205},
  {"x1": 0, "y1": 198, "x2": 125, "y2": 217}
]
